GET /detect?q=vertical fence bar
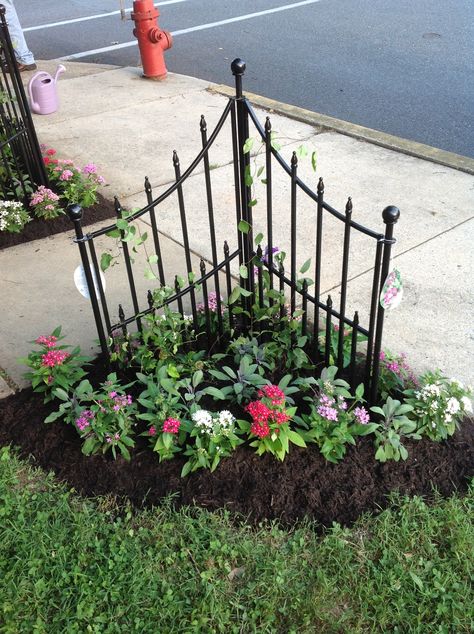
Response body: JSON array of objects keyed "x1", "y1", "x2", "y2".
[
  {"x1": 88, "y1": 238, "x2": 112, "y2": 337},
  {"x1": 290, "y1": 151, "x2": 298, "y2": 315},
  {"x1": 200, "y1": 115, "x2": 223, "y2": 336},
  {"x1": 144, "y1": 177, "x2": 166, "y2": 286},
  {"x1": 324, "y1": 296, "x2": 333, "y2": 368},
  {"x1": 349, "y1": 311, "x2": 359, "y2": 389},
  {"x1": 313, "y1": 177, "x2": 324, "y2": 357},
  {"x1": 256, "y1": 245, "x2": 264, "y2": 308},
  {"x1": 370, "y1": 206, "x2": 400, "y2": 404},
  {"x1": 67, "y1": 204, "x2": 108, "y2": 358},
  {"x1": 174, "y1": 276, "x2": 184, "y2": 318},
  {"x1": 337, "y1": 197, "x2": 353, "y2": 369},
  {"x1": 365, "y1": 240, "x2": 384, "y2": 388},
  {"x1": 115, "y1": 197, "x2": 142, "y2": 332},
  {"x1": 223, "y1": 241, "x2": 234, "y2": 330},
  {"x1": 265, "y1": 117, "x2": 274, "y2": 304},
  {"x1": 118, "y1": 304, "x2": 127, "y2": 337},
  {"x1": 279, "y1": 261, "x2": 285, "y2": 320},
  {"x1": 147, "y1": 290, "x2": 154, "y2": 312},
  {"x1": 230, "y1": 100, "x2": 244, "y2": 268},
  {"x1": 200, "y1": 259, "x2": 212, "y2": 347},
  {"x1": 301, "y1": 280, "x2": 308, "y2": 336},
  {"x1": 232, "y1": 58, "x2": 254, "y2": 312},
  {"x1": 173, "y1": 150, "x2": 198, "y2": 329}
]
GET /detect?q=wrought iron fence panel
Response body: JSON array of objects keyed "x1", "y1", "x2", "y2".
[
  {"x1": 0, "y1": 5, "x2": 47, "y2": 203},
  {"x1": 69, "y1": 58, "x2": 399, "y2": 403}
]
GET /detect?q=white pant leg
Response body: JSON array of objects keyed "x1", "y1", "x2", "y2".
[{"x1": 2, "y1": 0, "x2": 35, "y2": 64}]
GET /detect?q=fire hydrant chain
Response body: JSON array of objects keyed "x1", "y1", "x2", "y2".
[{"x1": 131, "y1": 0, "x2": 173, "y2": 80}]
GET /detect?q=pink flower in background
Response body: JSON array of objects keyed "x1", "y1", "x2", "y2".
[
  {"x1": 82, "y1": 163, "x2": 98, "y2": 175},
  {"x1": 35, "y1": 335, "x2": 57, "y2": 348},
  {"x1": 59, "y1": 169, "x2": 74, "y2": 181},
  {"x1": 148, "y1": 426, "x2": 157, "y2": 436},
  {"x1": 197, "y1": 291, "x2": 224, "y2": 314}
]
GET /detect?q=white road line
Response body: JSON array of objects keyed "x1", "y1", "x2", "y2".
[
  {"x1": 23, "y1": 0, "x2": 188, "y2": 32},
  {"x1": 59, "y1": 0, "x2": 321, "y2": 61}
]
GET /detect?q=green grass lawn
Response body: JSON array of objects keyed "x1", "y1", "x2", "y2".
[{"x1": 0, "y1": 445, "x2": 472, "y2": 633}]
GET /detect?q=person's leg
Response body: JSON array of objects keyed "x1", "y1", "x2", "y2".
[{"x1": 2, "y1": 0, "x2": 35, "y2": 66}]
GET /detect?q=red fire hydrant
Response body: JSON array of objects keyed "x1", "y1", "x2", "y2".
[{"x1": 131, "y1": 0, "x2": 172, "y2": 80}]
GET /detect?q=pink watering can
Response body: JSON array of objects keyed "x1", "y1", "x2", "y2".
[{"x1": 28, "y1": 64, "x2": 66, "y2": 115}]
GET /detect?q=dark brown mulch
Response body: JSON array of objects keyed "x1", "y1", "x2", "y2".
[
  {"x1": 0, "y1": 192, "x2": 116, "y2": 250},
  {"x1": 1, "y1": 360, "x2": 473, "y2": 528}
]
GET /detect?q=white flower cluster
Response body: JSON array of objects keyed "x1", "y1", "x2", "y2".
[
  {"x1": 192, "y1": 409, "x2": 236, "y2": 436},
  {"x1": 0, "y1": 200, "x2": 29, "y2": 232},
  {"x1": 415, "y1": 380, "x2": 472, "y2": 426}
]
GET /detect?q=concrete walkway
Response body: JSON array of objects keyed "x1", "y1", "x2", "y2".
[{"x1": 0, "y1": 60, "x2": 473, "y2": 392}]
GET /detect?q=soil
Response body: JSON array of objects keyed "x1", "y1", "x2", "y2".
[
  {"x1": 1, "y1": 360, "x2": 473, "y2": 528},
  {"x1": 0, "y1": 193, "x2": 116, "y2": 250}
]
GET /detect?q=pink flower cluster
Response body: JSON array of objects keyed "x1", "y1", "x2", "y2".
[
  {"x1": 379, "y1": 351, "x2": 418, "y2": 386},
  {"x1": 41, "y1": 349, "x2": 70, "y2": 368},
  {"x1": 163, "y1": 417, "x2": 181, "y2": 434},
  {"x1": 76, "y1": 409, "x2": 94, "y2": 432},
  {"x1": 197, "y1": 291, "x2": 224, "y2": 314},
  {"x1": 35, "y1": 335, "x2": 57, "y2": 348},
  {"x1": 354, "y1": 406, "x2": 370, "y2": 424},
  {"x1": 82, "y1": 163, "x2": 98, "y2": 175},
  {"x1": 108, "y1": 391, "x2": 133, "y2": 411},
  {"x1": 258, "y1": 384, "x2": 285, "y2": 406},
  {"x1": 30, "y1": 186, "x2": 59, "y2": 208},
  {"x1": 246, "y1": 387, "x2": 291, "y2": 439},
  {"x1": 148, "y1": 425, "x2": 157, "y2": 436},
  {"x1": 317, "y1": 394, "x2": 347, "y2": 422},
  {"x1": 59, "y1": 169, "x2": 74, "y2": 181},
  {"x1": 105, "y1": 432, "x2": 121, "y2": 444}
]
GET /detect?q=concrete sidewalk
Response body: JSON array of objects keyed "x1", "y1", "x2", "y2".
[{"x1": 0, "y1": 60, "x2": 473, "y2": 392}]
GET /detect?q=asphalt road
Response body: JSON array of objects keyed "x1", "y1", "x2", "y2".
[{"x1": 16, "y1": 0, "x2": 474, "y2": 157}]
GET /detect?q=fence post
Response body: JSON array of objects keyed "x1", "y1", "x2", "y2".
[
  {"x1": 370, "y1": 205, "x2": 400, "y2": 404},
  {"x1": 231, "y1": 58, "x2": 254, "y2": 310},
  {"x1": 67, "y1": 204, "x2": 109, "y2": 359}
]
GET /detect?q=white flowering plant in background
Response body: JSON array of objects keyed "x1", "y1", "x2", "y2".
[
  {"x1": 0, "y1": 200, "x2": 30, "y2": 233},
  {"x1": 181, "y1": 409, "x2": 243, "y2": 477},
  {"x1": 404, "y1": 372, "x2": 473, "y2": 441}
]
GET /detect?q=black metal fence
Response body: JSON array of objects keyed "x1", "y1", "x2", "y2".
[
  {"x1": 69, "y1": 58, "x2": 399, "y2": 403},
  {"x1": 0, "y1": 4, "x2": 47, "y2": 203}
]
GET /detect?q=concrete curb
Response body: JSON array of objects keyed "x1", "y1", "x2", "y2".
[{"x1": 211, "y1": 85, "x2": 474, "y2": 176}]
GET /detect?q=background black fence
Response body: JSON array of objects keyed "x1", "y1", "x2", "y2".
[
  {"x1": 69, "y1": 58, "x2": 399, "y2": 403},
  {"x1": 0, "y1": 5, "x2": 47, "y2": 203}
]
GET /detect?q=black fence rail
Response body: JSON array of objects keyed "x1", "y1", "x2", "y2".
[
  {"x1": 69, "y1": 58, "x2": 399, "y2": 403},
  {"x1": 0, "y1": 4, "x2": 47, "y2": 202}
]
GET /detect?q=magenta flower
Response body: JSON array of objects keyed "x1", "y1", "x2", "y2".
[
  {"x1": 163, "y1": 417, "x2": 181, "y2": 434},
  {"x1": 41, "y1": 349, "x2": 70, "y2": 368}
]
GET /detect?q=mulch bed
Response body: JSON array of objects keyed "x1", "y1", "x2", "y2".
[
  {"x1": 0, "y1": 193, "x2": 116, "y2": 250},
  {"x1": 1, "y1": 359, "x2": 473, "y2": 528}
]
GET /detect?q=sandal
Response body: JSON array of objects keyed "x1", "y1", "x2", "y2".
[{"x1": 17, "y1": 62, "x2": 37, "y2": 72}]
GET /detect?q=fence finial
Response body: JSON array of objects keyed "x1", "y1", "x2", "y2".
[
  {"x1": 382, "y1": 205, "x2": 400, "y2": 224},
  {"x1": 67, "y1": 203, "x2": 83, "y2": 222},
  {"x1": 200, "y1": 114, "x2": 207, "y2": 132},
  {"x1": 231, "y1": 58, "x2": 246, "y2": 76}
]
